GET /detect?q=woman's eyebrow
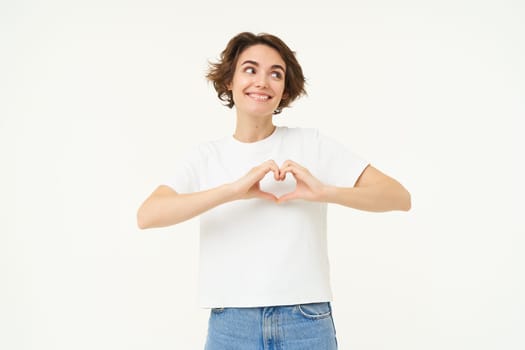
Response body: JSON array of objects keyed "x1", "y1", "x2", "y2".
[{"x1": 241, "y1": 60, "x2": 286, "y2": 72}]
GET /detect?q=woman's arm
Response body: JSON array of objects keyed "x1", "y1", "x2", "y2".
[
  {"x1": 137, "y1": 160, "x2": 281, "y2": 229},
  {"x1": 137, "y1": 184, "x2": 235, "y2": 229},
  {"x1": 277, "y1": 161, "x2": 411, "y2": 212},
  {"x1": 323, "y1": 165, "x2": 411, "y2": 212}
]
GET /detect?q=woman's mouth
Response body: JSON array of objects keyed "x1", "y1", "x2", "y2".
[{"x1": 246, "y1": 93, "x2": 272, "y2": 101}]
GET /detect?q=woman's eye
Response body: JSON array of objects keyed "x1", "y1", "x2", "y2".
[
  {"x1": 244, "y1": 67, "x2": 255, "y2": 74},
  {"x1": 271, "y1": 71, "x2": 283, "y2": 79}
]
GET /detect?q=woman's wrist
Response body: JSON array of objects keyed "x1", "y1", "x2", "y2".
[
  {"x1": 319, "y1": 185, "x2": 341, "y2": 204},
  {"x1": 221, "y1": 182, "x2": 242, "y2": 202}
]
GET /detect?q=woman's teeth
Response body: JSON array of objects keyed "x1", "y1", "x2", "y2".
[{"x1": 248, "y1": 93, "x2": 270, "y2": 100}]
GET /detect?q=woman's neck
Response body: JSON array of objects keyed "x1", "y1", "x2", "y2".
[{"x1": 233, "y1": 114, "x2": 275, "y2": 143}]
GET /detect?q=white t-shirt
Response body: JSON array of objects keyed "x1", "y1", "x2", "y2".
[{"x1": 166, "y1": 126, "x2": 368, "y2": 308}]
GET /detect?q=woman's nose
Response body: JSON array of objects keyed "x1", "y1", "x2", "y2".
[{"x1": 254, "y1": 74, "x2": 268, "y2": 88}]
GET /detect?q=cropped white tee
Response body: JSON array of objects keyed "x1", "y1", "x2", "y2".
[{"x1": 166, "y1": 126, "x2": 368, "y2": 308}]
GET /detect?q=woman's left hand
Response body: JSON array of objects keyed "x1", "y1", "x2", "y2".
[
  {"x1": 275, "y1": 160, "x2": 411, "y2": 211},
  {"x1": 277, "y1": 160, "x2": 326, "y2": 203}
]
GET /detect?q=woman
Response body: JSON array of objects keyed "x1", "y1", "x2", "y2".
[{"x1": 137, "y1": 32, "x2": 410, "y2": 350}]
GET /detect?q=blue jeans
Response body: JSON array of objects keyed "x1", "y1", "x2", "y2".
[{"x1": 204, "y1": 302, "x2": 338, "y2": 350}]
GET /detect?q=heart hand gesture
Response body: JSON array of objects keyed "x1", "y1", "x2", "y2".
[
  {"x1": 230, "y1": 159, "x2": 326, "y2": 204},
  {"x1": 277, "y1": 160, "x2": 326, "y2": 203},
  {"x1": 231, "y1": 160, "x2": 281, "y2": 202}
]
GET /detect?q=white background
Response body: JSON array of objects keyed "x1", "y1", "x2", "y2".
[{"x1": 1, "y1": 0, "x2": 523, "y2": 349}]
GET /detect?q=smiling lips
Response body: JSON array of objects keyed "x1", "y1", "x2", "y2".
[{"x1": 246, "y1": 92, "x2": 272, "y2": 101}]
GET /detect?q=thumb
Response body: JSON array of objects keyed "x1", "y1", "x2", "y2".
[
  {"x1": 255, "y1": 189, "x2": 278, "y2": 202},
  {"x1": 277, "y1": 191, "x2": 299, "y2": 204}
]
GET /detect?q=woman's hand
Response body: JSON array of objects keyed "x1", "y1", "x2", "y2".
[
  {"x1": 275, "y1": 161, "x2": 410, "y2": 211},
  {"x1": 277, "y1": 160, "x2": 327, "y2": 203},
  {"x1": 230, "y1": 160, "x2": 281, "y2": 202}
]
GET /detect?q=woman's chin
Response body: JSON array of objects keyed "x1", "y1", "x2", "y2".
[{"x1": 237, "y1": 105, "x2": 278, "y2": 118}]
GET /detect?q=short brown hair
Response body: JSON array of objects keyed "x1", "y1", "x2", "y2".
[{"x1": 206, "y1": 32, "x2": 306, "y2": 115}]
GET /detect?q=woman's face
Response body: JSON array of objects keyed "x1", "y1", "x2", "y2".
[{"x1": 228, "y1": 44, "x2": 287, "y2": 118}]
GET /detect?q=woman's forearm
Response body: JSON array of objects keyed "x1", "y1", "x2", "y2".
[
  {"x1": 321, "y1": 180, "x2": 411, "y2": 212},
  {"x1": 137, "y1": 160, "x2": 283, "y2": 229},
  {"x1": 137, "y1": 184, "x2": 236, "y2": 229}
]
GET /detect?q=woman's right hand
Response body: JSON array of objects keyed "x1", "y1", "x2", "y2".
[
  {"x1": 230, "y1": 160, "x2": 281, "y2": 202},
  {"x1": 137, "y1": 160, "x2": 281, "y2": 229}
]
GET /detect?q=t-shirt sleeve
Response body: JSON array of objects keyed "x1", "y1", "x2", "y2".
[
  {"x1": 161, "y1": 146, "x2": 203, "y2": 194},
  {"x1": 316, "y1": 130, "x2": 369, "y2": 188}
]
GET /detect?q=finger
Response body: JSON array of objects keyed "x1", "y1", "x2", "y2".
[
  {"x1": 279, "y1": 167, "x2": 291, "y2": 181},
  {"x1": 279, "y1": 164, "x2": 295, "y2": 180},
  {"x1": 253, "y1": 161, "x2": 278, "y2": 181},
  {"x1": 277, "y1": 190, "x2": 299, "y2": 203},
  {"x1": 261, "y1": 160, "x2": 281, "y2": 180},
  {"x1": 256, "y1": 189, "x2": 278, "y2": 202},
  {"x1": 282, "y1": 159, "x2": 305, "y2": 170},
  {"x1": 280, "y1": 165, "x2": 303, "y2": 180},
  {"x1": 268, "y1": 160, "x2": 281, "y2": 180}
]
